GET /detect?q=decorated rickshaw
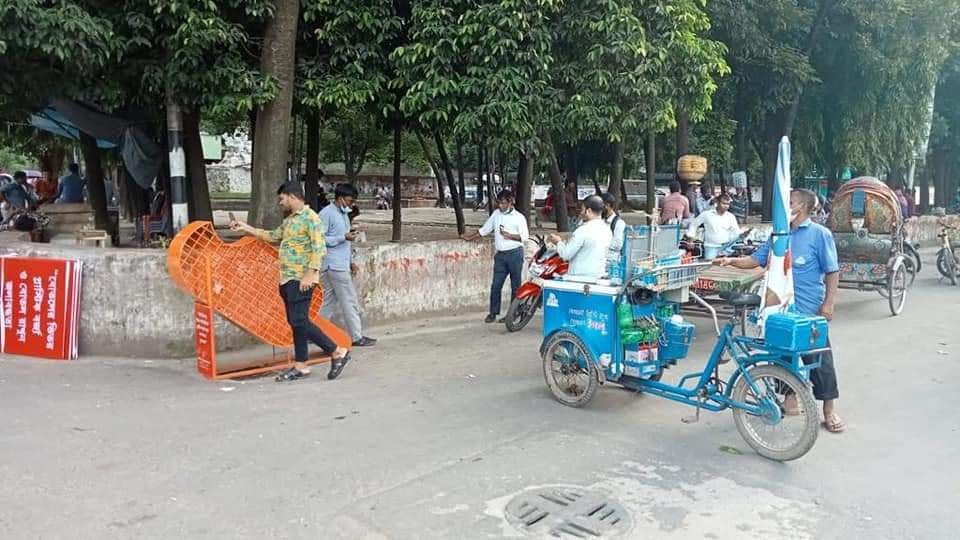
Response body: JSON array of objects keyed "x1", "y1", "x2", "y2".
[{"x1": 827, "y1": 176, "x2": 915, "y2": 315}]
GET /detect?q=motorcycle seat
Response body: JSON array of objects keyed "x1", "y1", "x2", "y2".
[{"x1": 719, "y1": 291, "x2": 762, "y2": 308}]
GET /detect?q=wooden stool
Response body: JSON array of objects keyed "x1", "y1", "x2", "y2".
[{"x1": 75, "y1": 229, "x2": 111, "y2": 248}]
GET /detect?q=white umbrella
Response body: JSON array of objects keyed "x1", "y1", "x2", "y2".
[{"x1": 759, "y1": 136, "x2": 795, "y2": 323}]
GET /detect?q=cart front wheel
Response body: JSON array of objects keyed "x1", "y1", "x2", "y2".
[
  {"x1": 542, "y1": 331, "x2": 600, "y2": 408},
  {"x1": 732, "y1": 365, "x2": 819, "y2": 462},
  {"x1": 887, "y1": 259, "x2": 908, "y2": 316},
  {"x1": 505, "y1": 295, "x2": 539, "y2": 332}
]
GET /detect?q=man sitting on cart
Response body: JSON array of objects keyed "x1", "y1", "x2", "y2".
[
  {"x1": 548, "y1": 195, "x2": 612, "y2": 281},
  {"x1": 714, "y1": 188, "x2": 845, "y2": 433},
  {"x1": 685, "y1": 193, "x2": 741, "y2": 260}
]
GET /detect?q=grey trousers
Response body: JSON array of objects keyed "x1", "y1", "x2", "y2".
[{"x1": 320, "y1": 269, "x2": 363, "y2": 341}]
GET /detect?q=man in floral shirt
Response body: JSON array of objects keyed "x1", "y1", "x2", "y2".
[{"x1": 231, "y1": 182, "x2": 351, "y2": 382}]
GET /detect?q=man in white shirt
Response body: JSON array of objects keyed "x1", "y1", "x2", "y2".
[
  {"x1": 462, "y1": 190, "x2": 530, "y2": 323},
  {"x1": 686, "y1": 193, "x2": 740, "y2": 260},
  {"x1": 548, "y1": 195, "x2": 612, "y2": 280}
]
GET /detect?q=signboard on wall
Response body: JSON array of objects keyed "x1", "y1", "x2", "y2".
[{"x1": 1, "y1": 257, "x2": 83, "y2": 360}]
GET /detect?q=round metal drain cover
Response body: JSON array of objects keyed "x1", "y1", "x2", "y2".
[{"x1": 504, "y1": 486, "x2": 631, "y2": 538}]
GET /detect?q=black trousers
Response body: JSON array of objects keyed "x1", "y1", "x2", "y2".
[
  {"x1": 490, "y1": 248, "x2": 524, "y2": 316},
  {"x1": 279, "y1": 281, "x2": 337, "y2": 362},
  {"x1": 805, "y1": 339, "x2": 839, "y2": 401}
]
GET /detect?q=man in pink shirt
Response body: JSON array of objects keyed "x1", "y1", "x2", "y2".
[{"x1": 659, "y1": 181, "x2": 691, "y2": 224}]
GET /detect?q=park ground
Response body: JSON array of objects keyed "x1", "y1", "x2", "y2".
[{"x1": 1, "y1": 251, "x2": 958, "y2": 539}]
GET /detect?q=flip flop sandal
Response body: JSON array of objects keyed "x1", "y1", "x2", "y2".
[
  {"x1": 275, "y1": 367, "x2": 309, "y2": 382},
  {"x1": 822, "y1": 416, "x2": 846, "y2": 433}
]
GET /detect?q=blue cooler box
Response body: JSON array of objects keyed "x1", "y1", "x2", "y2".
[
  {"x1": 659, "y1": 317, "x2": 695, "y2": 362},
  {"x1": 764, "y1": 312, "x2": 829, "y2": 352}
]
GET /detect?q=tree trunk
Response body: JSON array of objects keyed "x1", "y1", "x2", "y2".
[
  {"x1": 433, "y1": 131, "x2": 465, "y2": 235},
  {"x1": 676, "y1": 111, "x2": 689, "y2": 158},
  {"x1": 392, "y1": 121, "x2": 403, "y2": 242},
  {"x1": 415, "y1": 131, "x2": 446, "y2": 207},
  {"x1": 761, "y1": 117, "x2": 780, "y2": 221},
  {"x1": 248, "y1": 0, "x2": 299, "y2": 228},
  {"x1": 183, "y1": 107, "x2": 213, "y2": 222},
  {"x1": 79, "y1": 132, "x2": 111, "y2": 235},
  {"x1": 646, "y1": 133, "x2": 656, "y2": 216},
  {"x1": 516, "y1": 151, "x2": 533, "y2": 219},
  {"x1": 486, "y1": 145, "x2": 496, "y2": 214},
  {"x1": 932, "y1": 151, "x2": 947, "y2": 207},
  {"x1": 919, "y1": 164, "x2": 931, "y2": 214},
  {"x1": 609, "y1": 139, "x2": 625, "y2": 207},
  {"x1": 456, "y1": 138, "x2": 466, "y2": 203},
  {"x1": 476, "y1": 142, "x2": 484, "y2": 206},
  {"x1": 304, "y1": 111, "x2": 320, "y2": 211},
  {"x1": 564, "y1": 144, "x2": 578, "y2": 189},
  {"x1": 545, "y1": 134, "x2": 570, "y2": 232}
]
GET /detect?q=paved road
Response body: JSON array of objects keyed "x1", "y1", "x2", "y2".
[{"x1": 1, "y1": 265, "x2": 958, "y2": 539}]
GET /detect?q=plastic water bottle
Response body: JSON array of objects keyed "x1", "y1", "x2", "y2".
[{"x1": 608, "y1": 259, "x2": 623, "y2": 285}]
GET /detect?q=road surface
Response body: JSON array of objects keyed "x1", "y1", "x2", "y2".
[{"x1": 1, "y1": 264, "x2": 957, "y2": 539}]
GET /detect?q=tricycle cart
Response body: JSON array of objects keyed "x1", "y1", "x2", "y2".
[
  {"x1": 539, "y1": 226, "x2": 830, "y2": 461},
  {"x1": 827, "y1": 177, "x2": 914, "y2": 315}
]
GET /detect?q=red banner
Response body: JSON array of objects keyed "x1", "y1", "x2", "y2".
[{"x1": 1, "y1": 257, "x2": 83, "y2": 360}]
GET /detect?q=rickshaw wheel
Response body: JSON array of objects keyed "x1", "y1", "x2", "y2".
[
  {"x1": 937, "y1": 248, "x2": 959, "y2": 286},
  {"x1": 904, "y1": 242, "x2": 922, "y2": 277},
  {"x1": 542, "y1": 331, "x2": 600, "y2": 408},
  {"x1": 887, "y1": 259, "x2": 908, "y2": 316},
  {"x1": 732, "y1": 365, "x2": 819, "y2": 462}
]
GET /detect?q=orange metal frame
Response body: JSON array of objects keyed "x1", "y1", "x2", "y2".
[{"x1": 168, "y1": 221, "x2": 352, "y2": 380}]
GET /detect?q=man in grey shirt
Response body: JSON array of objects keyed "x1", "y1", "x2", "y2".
[{"x1": 319, "y1": 183, "x2": 377, "y2": 347}]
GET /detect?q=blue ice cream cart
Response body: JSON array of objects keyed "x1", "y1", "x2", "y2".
[{"x1": 539, "y1": 224, "x2": 832, "y2": 462}]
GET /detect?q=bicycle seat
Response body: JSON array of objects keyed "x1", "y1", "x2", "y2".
[{"x1": 719, "y1": 291, "x2": 762, "y2": 308}]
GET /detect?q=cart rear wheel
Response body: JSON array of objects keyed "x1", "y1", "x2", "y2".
[
  {"x1": 542, "y1": 332, "x2": 600, "y2": 408},
  {"x1": 505, "y1": 295, "x2": 539, "y2": 332},
  {"x1": 887, "y1": 259, "x2": 908, "y2": 316},
  {"x1": 732, "y1": 365, "x2": 819, "y2": 462}
]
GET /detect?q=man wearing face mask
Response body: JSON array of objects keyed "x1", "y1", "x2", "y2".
[
  {"x1": 714, "y1": 189, "x2": 844, "y2": 433},
  {"x1": 462, "y1": 190, "x2": 530, "y2": 323},
  {"x1": 319, "y1": 183, "x2": 377, "y2": 347},
  {"x1": 548, "y1": 195, "x2": 612, "y2": 281}
]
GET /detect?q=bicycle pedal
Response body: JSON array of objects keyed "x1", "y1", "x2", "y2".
[{"x1": 681, "y1": 414, "x2": 699, "y2": 424}]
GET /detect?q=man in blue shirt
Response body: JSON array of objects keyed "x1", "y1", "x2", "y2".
[
  {"x1": 56, "y1": 163, "x2": 86, "y2": 204},
  {"x1": 715, "y1": 188, "x2": 844, "y2": 433},
  {"x1": 319, "y1": 183, "x2": 377, "y2": 347}
]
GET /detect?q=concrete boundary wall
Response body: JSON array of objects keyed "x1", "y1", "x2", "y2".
[
  {"x1": 2, "y1": 214, "x2": 955, "y2": 358},
  {"x1": 1, "y1": 240, "x2": 505, "y2": 358}
]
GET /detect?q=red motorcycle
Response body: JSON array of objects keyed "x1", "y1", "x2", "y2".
[{"x1": 504, "y1": 236, "x2": 569, "y2": 332}]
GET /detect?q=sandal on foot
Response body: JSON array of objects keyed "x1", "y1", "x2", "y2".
[
  {"x1": 275, "y1": 367, "x2": 309, "y2": 382},
  {"x1": 822, "y1": 415, "x2": 846, "y2": 433},
  {"x1": 328, "y1": 352, "x2": 352, "y2": 380}
]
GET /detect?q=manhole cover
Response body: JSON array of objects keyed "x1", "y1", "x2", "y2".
[{"x1": 504, "y1": 486, "x2": 631, "y2": 538}]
